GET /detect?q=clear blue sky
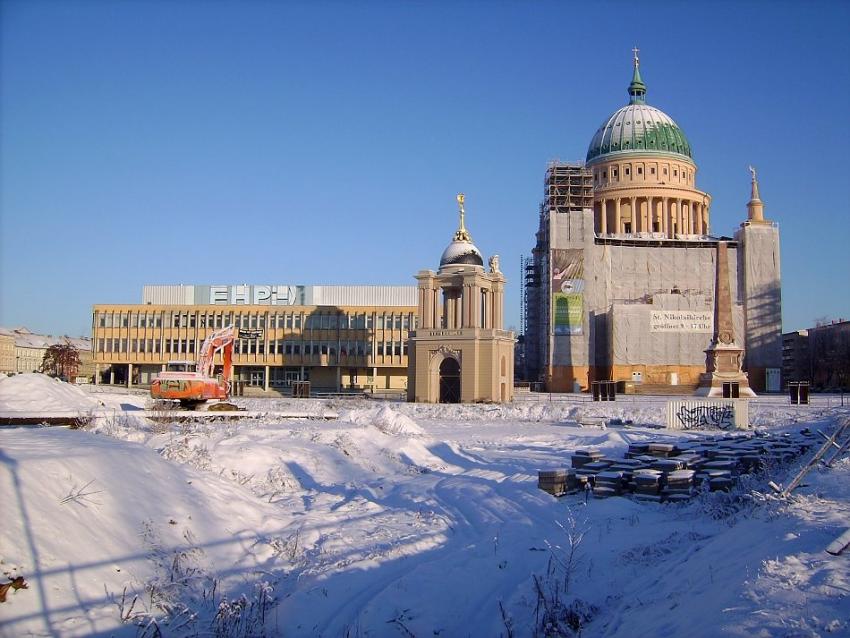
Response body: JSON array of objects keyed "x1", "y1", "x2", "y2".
[{"x1": 2, "y1": 0, "x2": 848, "y2": 338}]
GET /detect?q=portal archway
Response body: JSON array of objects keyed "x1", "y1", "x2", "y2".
[{"x1": 439, "y1": 357, "x2": 461, "y2": 403}]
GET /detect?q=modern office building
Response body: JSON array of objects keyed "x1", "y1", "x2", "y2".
[
  {"x1": 524, "y1": 53, "x2": 782, "y2": 393},
  {"x1": 782, "y1": 320, "x2": 850, "y2": 390},
  {"x1": 91, "y1": 285, "x2": 418, "y2": 392}
]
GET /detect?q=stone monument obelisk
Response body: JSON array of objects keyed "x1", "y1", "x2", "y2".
[{"x1": 695, "y1": 241, "x2": 756, "y2": 397}]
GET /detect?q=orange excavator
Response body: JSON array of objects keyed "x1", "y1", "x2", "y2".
[{"x1": 150, "y1": 325, "x2": 239, "y2": 410}]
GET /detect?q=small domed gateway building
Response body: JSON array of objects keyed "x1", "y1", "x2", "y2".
[
  {"x1": 407, "y1": 195, "x2": 515, "y2": 403},
  {"x1": 524, "y1": 52, "x2": 782, "y2": 393}
]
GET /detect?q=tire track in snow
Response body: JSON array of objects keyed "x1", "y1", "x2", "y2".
[{"x1": 280, "y1": 450, "x2": 557, "y2": 636}]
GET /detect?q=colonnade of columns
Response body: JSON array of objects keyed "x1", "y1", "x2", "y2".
[
  {"x1": 416, "y1": 278, "x2": 505, "y2": 331},
  {"x1": 596, "y1": 196, "x2": 708, "y2": 238}
]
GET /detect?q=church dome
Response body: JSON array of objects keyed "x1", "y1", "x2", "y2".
[
  {"x1": 586, "y1": 58, "x2": 692, "y2": 165},
  {"x1": 440, "y1": 239, "x2": 484, "y2": 268}
]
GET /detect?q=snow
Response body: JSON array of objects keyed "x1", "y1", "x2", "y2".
[
  {"x1": 1, "y1": 379, "x2": 849, "y2": 637},
  {"x1": 0, "y1": 373, "x2": 102, "y2": 413}
]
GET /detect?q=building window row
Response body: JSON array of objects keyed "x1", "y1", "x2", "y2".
[
  {"x1": 95, "y1": 336, "x2": 395, "y2": 359},
  {"x1": 95, "y1": 310, "x2": 417, "y2": 331},
  {"x1": 593, "y1": 162, "x2": 693, "y2": 186}
]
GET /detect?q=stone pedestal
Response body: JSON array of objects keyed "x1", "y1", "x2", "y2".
[{"x1": 695, "y1": 343, "x2": 755, "y2": 397}]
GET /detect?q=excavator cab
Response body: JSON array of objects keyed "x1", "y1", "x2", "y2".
[{"x1": 165, "y1": 361, "x2": 197, "y2": 373}]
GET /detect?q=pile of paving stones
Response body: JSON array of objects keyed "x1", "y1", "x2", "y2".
[{"x1": 538, "y1": 430, "x2": 818, "y2": 502}]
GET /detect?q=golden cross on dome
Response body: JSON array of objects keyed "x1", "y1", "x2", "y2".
[{"x1": 632, "y1": 46, "x2": 640, "y2": 67}]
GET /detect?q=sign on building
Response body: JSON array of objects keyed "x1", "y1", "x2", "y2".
[
  {"x1": 650, "y1": 310, "x2": 713, "y2": 333},
  {"x1": 209, "y1": 285, "x2": 297, "y2": 306},
  {"x1": 552, "y1": 249, "x2": 584, "y2": 335}
]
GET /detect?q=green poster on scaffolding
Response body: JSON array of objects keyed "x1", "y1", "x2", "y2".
[{"x1": 551, "y1": 249, "x2": 584, "y2": 335}]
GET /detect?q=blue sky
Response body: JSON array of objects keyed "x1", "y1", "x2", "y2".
[{"x1": 2, "y1": 0, "x2": 848, "y2": 338}]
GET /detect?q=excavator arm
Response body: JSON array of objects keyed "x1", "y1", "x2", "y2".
[{"x1": 197, "y1": 325, "x2": 237, "y2": 383}]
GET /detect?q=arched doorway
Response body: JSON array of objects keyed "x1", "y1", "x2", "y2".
[{"x1": 439, "y1": 357, "x2": 461, "y2": 403}]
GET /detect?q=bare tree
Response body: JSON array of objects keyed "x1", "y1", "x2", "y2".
[{"x1": 41, "y1": 343, "x2": 81, "y2": 381}]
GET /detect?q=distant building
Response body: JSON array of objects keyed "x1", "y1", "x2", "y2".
[
  {"x1": 782, "y1": 320, "x2": 850, "y2": 390},
  {"x1": 0, "y1": 333, "x2": 15, "y2": 374},
  {"x1": 782, "y1": 330, "x2": 809, "y2": 386},
  {"x1": 0, "y1": 326, "x2": 93, "y2": 379},
  {"x1": 524, "y1": 54, "x2": 782, "y2": 393},
  {"x1": 92, "y1": 285, "x2": 418, "y2": 392}
]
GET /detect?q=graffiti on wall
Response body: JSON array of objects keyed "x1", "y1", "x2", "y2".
[{"x1": 675, "y1": 404, "x2": 735, "y2": 429}]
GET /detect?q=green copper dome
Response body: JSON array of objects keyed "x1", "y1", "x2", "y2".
[{"x1": 586, "y1": 60, "x2": 692, "y2": 164}]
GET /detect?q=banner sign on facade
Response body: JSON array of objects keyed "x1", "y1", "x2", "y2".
[
  {"x1": 650, "y1": 310, "x2": 713, "y2": 333},
  {"x1": 551, "y1": 249, "x2": 584, "y2": 335},
  {"x1": 209, "y1": 285, "x2": 297, "y2": 306},
  {"x1": 238, "y1": 329, "x2": 264, "y2": 340}
]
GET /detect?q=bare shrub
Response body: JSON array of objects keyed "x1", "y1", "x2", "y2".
[
  {"x1": 60, "y1": 475, "x2": 103, "y2": 507},
  {"x1": 533, "y1": 508, "x2": 597, "y2": 637},
  {"x1": 109, "y1": 522, "x2": 278, "y2": 637}
]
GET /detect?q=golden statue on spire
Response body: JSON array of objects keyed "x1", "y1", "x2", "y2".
[{"x1": 454, "y1": 193, "x2": 472, "y2": 242}]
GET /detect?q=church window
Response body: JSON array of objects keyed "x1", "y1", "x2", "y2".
[
  {"x1": 602, "y1": 171, "x2": 607, "y2": 179},
  {"x1": 637, "y1": 167, "x2": 643, "y2": 175},
  {"x1": 650, "y1": 167, "x2": 656, "y2": 175},
  {"x1": 613, "y1": 169, "x2": 618, "y2": 178},
  {"x1": 625, "y1": 167, "x2": 630, "y2": 176}
]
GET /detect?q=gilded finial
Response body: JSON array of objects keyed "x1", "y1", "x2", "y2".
[{"x1": 454, "y1": 193, "x2": 472, "y2": 242}]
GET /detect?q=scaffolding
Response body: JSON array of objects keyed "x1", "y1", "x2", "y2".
[
  {"x1": 542, "y1": 161, "x2": 594, "y2": 216},
  {"x1": 521, "y1": 162, "x2": 593, "y2": 383}
]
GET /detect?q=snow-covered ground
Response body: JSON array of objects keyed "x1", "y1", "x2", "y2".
[{"x1": 1, "y1": 374, "x2": 848, "y2": 637}]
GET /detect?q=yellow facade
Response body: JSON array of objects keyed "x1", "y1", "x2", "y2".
[
  {"x1": 407, "y1": 203, "x2": 516, "y2": 403},
  {"x1": 591, "y1": 154, "x2": 711, "y2": 237},
  {"x1": 15, "y1": 344, "x2": 45, "y2": 374},
  {"x1": 91, "y1": 304, "x2": 416, "y2": 392},
  {"x1": 0, "y1": 335, "x2": 15, "y2": 374}
]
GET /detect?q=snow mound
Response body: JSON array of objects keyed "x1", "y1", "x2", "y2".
[
  {"x1": 372, "y1": 405, "x2": 424, "y2": 436},
  {"x1": 343, "y1": 405, "x2": 425, "y2": 436},
  {"x1": 0, "y1": 373, "x2": 101, "y2": 413}
]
